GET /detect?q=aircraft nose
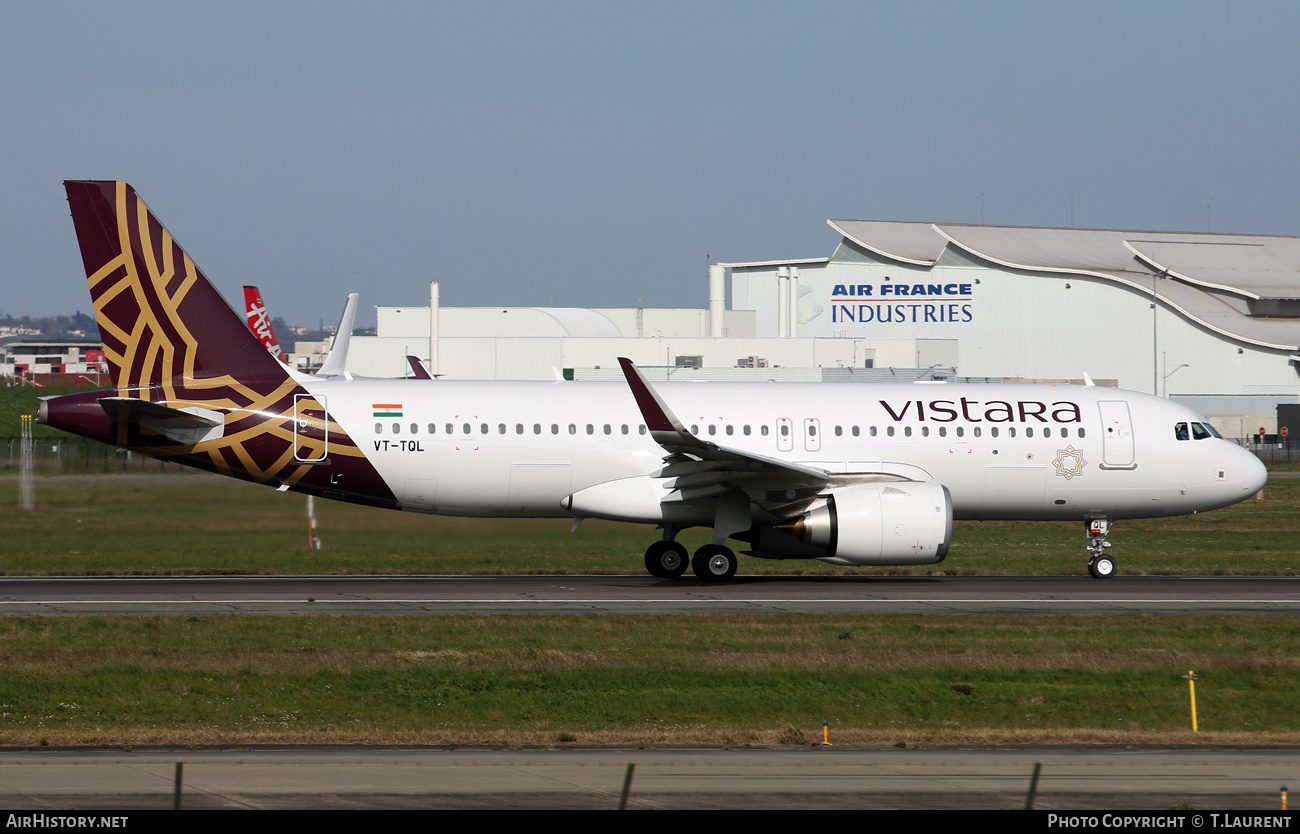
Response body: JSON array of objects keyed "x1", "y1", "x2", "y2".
[{"x1": 1240, "y1": 444, "x2": 1268, "y2": 494}]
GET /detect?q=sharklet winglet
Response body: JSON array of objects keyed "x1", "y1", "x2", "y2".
[{"x1": 318, "y1": 293, "x2": 358, "y2": 377}]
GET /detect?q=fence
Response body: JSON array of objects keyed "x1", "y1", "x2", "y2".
[{"x1": 2, "y1": 435, "x2": 178, "y2": 474}]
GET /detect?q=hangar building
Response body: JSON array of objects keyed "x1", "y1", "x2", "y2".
[{"x1": 727, "y1": 221, "x2": 1300, "y2": 437}]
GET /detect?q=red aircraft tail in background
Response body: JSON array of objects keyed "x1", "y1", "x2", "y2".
[{"x1": 243, "y1": 285, "x2": 288, "y2": 364}]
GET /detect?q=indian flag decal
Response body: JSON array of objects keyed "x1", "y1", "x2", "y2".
[{"x1": 372, "y1": 403, "x2": 403, "y2": 417}]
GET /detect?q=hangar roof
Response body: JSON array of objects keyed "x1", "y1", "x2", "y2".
[{"x1": 826, "y1": 220, "x2": 1300, "y2": 352}]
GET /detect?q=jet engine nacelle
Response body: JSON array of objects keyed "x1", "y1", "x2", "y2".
[{"x1": 783, "y1": 481, "x2": 953, "y2": 566}]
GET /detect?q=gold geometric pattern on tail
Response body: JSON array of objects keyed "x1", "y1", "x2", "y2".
[{"x1": 87, "y1": 182, "x2": 364, "y2": 488}]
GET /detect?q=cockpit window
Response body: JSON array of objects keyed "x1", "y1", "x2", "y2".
[
  {"x1": 1203, "y1": 422, "x2": 1222, "y2": 438},
  {"x1": 1191, "y1": 422, "x2": 1212, "y2": 440},
  {"x1": 1174, "y1": 422, "x2": 1189, "y2": 441}
]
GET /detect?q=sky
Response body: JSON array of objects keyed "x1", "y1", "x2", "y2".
[{"x1": 3, "y1": 1, "x2": 1299, "y2": 327}]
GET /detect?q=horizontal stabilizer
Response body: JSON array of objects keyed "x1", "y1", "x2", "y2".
[{"x1": 99, "y1": 397, "x2": 225, "y2": 445}]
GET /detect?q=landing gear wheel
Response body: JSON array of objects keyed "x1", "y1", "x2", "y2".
[
  {"x1": 1084, "y1": 519, "x2": 1116, "y2": 579},
  {"x1": 692, "y1": 544, "x2": 738, "y2": 582},
  {"x1": 644, "y1": 541, "x2": 689, "y2": 578},
  {"x1": 1088, "y1": 555, "x2": 1117, "y2": 579}
]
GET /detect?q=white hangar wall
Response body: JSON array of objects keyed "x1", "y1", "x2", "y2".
[{"x1": 729, "y1": 249, "x2": 1300, "y2": 399}]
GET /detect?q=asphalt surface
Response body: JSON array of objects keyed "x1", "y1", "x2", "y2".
[
  {"x1": 0, "y1": 574, "x2": 1297, "y2": 615},
  {"x1": 0, "y1": 746, "x2": 1296, "y2": 810}
]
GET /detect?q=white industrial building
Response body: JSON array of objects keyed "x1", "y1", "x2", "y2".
[
  {"x1": 340, "y1": 219, "x2": 1300, "y2": 438},
  {"x1": 345, "y1": 282, "x2": 958, "y2": 384}
]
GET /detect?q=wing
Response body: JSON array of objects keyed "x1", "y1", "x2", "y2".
[{"x1": 617, "y1": 357, "x2": 830, "y2": 515}]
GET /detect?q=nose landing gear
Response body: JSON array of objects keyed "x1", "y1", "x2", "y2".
[{"x1": 1086, "y1": 519, "x2": 1116, "y2": 578}]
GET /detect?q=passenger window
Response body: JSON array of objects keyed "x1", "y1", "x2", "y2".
[
  {"x1": 726, "y1": 425, "x2": 733, "y2": 436},
  {"x1": 375, "y1": 423, "x2": 382, "y2": 434},
  {"x1": 869, "y1": 426, "x2": 877, "y2": 437},
  {"x1": 534, "y1": 424, "x2": 541, "y2": 434},
  {"x1": 809, "y1": 424, "x2": 817, "y2": 437},
  {"x1": 393, "y1": 423, "x2": 401, "y2": 434},
  {"x1": 1060, "y1": 427, "x2": 1068, "y2": 438},
  {"x1": 708, "y1": 425, "x2": 716, "y2": 436},
  {"x1": 852, "y1": 426, "x2": 860, "y2": 437},
  {"x1": 446, "y1": 423, "x2": 453, "y2": 434},
  {"x1": 904, "y1": 426, "x2": 912, "y2": 437},
  {"x1": 887, "y1": 426, "x2": 895, "y2": 437},
  {"x1": 498, "y1": 423, "x2": 506, "y2": 434},
  {"x1": 691, "y1": 425, "x2": 699, "y2": 435},
  {"x1": 922, "y1": 426, "x2": 930, "y2": 437},
  {"x1": 956, "y1": 427, "x2": 964, "y2": 437},
  {"x1": 621, "y1": 424, "x2": 628, "y2": 435},
  {"x1": 761, "y1": 425, "x2": 769, "y2": 436},
  {"x1": 480, "y1": 423, "x2": 488, "y2": 434},
  {"x1": 603, "y1": 424, "x2": 611, "y2": 435},
  {"x1": 639, "y1": 425, "x2": 647, "y2": 435},
  {"x1": 411, "y1": 423, "x2": 418, "y2": 434},
  {"x1": 516, "y1": 424, "x2": 524, "y2": 434},
  {"x1": 586, "y1": 424, "x2": 594, "y2": 435},
  {"x1": 1026, "y1": 427, "x2": 1034, "y2": 438},
  {"x1": 1008, "y1": 427, "x2": 1016, "y2": 437},
  {"x1": 569, "y1": 424, "x2": 577, "y2": 435},
  {"x1": 463, "y1": 423, "x2": 471, "y2": 434},
  {"x1": 428, "y1": 423, "x2": 437, "y2": 434},
  {"x1": 938, "y1": 426, "x2": 946, "y2": 437},
  {"x1": 1078, "y1": 428, "x2": 1086, "y2": 438},
  {"x1": 989, "y1": 427, "x2": 997, "y2": 438},
  {"x1": 551, "y1": 424, "x2": 559, "y2": 434},
  {"x1": 1043, "y1": 427, "x2": 1051, "y2": 438},
  {"x1": 779, "y1": 424, "x2": 789, "y2": 437},
  {"x1": 973, "y1": 427, "x2": 981, "y2": 438},
  {"x1": 743, "y1": 425, "x2": 751, "y2": 436}
]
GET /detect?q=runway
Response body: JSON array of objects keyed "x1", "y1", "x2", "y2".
[
  {"x1": 0, "y1": 574, "x2": 1297, "y2": 615},
  {"x1": 0, "y1": 746, "x2": 1296, "y2": 810}
]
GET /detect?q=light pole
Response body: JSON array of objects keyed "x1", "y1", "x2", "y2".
[{"x1": 1162, "y1": 353, "x2": 1189, "y2": 398}]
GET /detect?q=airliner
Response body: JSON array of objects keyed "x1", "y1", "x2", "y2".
[{"x1": 39, "y1": 181, "x2": 1268, "y2": 580}]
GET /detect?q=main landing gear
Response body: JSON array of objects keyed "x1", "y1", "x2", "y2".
[
  {"x1": 643, "y1": 529, "x2": 738, "y2": 582},
  {"x1": 1086, "y1": 519, "x2": 1117, "y2": 578},
  {"x1": 644, "y1": 539, "x2": 689, "y2": 578}
]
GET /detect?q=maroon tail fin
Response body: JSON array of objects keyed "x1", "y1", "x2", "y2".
[{"x1": 63, "y1": 181, "x2": 289, "y2": 393}]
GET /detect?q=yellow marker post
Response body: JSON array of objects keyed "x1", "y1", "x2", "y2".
[
  {"x1": 1282, "y1": 785, "x2": 1288, "y2": 811},
  {"x1": 823, "y1": 720, "x2": 831, "y2": 746},
  {"x1": 1183, "y1": 671, "x2": 1199, "y2": 733}
]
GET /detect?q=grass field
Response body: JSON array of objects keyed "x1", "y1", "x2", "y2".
[
  {"x1": 1, "y1": 473, "x2": 1296, "y2": 576},
  {"x1": 3, "y1": 473, "x2": 1297, "y2": 747},
  {"x1": 1, "y1": 614, "x2": 1297, "y2": 746}
]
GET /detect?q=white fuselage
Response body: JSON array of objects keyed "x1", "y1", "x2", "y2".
[{"x1": 299, "y1": 378, "x2": 1266, "y2": 525}]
